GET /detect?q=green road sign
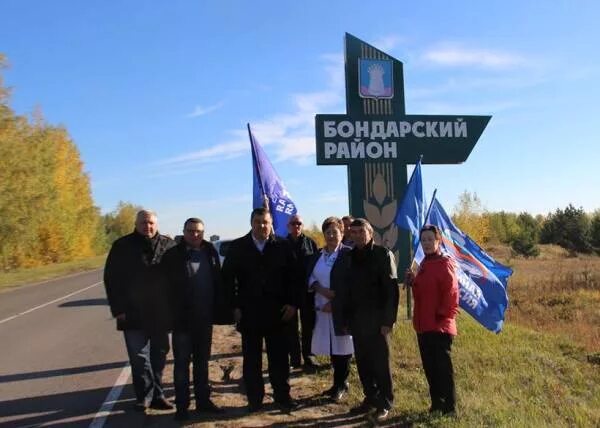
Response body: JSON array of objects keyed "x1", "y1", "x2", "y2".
[{"x1": 315, "y1": 33, "x2": 491, "y2": 276}]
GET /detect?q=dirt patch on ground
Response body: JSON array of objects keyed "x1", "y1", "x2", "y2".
[{"x1": 158, "y1": 325, "x2": 377, "y2": 427}]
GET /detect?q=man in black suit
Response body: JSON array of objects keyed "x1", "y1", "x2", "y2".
[{"x1": 222, "y1": 208, "x2": 299, "y2": 412}]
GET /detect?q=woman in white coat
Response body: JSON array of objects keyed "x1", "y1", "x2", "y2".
[{"x1": 306, "y1": 216, "x2": 354, "y2": 402}]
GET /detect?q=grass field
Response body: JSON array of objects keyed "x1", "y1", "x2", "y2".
[
  {"x1": 337, "y1": 244, "x2": 600, "y2": 427},
  {"x1": 0, "y1": 255, "x2": 106, "y2": 290}
]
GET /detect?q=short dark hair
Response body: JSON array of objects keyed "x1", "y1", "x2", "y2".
[
  {"x1": 321, "y1": 216, "x2": 343, "y2": 234},
  {"x1": 350, "y1": 218, "x2": 373, "y2": 234},
  {"x1": 420, "y1": 224, "x2": 442, "y2": 240},
  {"x1": 183, "y1": 217, "x2": 204, "y2": 230},
  {"x1": 250, "y1": 207, "x2": 271, "y2": 223}
]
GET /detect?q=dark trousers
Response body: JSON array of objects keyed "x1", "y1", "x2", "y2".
[
  {"x1": 172, "y1": 323, "x2": 213, "y2": 410},
  {"x1": 241, "y1": 325, "x2": 290, "y2": 406},
  {"x1": 123, "y1": 330, "x2": 169, "y2": 406},
  {"x1": 353, "y1": 331, "x2": 393, "y2": 410},
  {"x1": 331, "y1": 354, "x2": 351, "y2": 390},
  {"x1": 287, "y1": 296, "x2": 315, "y2": 365},
  {"x1": 417, "y1": 332, "x2": 455, "y2": 412}
]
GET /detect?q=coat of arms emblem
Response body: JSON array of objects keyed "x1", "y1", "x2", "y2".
[{"x1": 358, "y1": 59, "x2": 393, "y2": 99}]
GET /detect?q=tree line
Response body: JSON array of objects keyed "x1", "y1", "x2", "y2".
[{"x1": 452, "y1": 192, "x2": 600, "y2": 258}]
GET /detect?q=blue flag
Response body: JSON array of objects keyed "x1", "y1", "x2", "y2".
[
  {"x1": 423, "y1": 197, "x2": 511, "y2": 333},
  {"x1": 395, "y1": 157, "x2": 426, "y2": 252},
  {"x1": 248, "y1": 124, "x2": 297, "y2": 237}
]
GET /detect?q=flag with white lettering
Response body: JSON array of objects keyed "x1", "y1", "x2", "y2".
[
  {"x1": 248, "y1": 124, "x2": 297, "y2": 237},
  {"x1": 395, "y1": 157, "x2": 426, "y2": 252},
  {"x1": 422, "y1": 197, "x2": 511, "y2": 333}
]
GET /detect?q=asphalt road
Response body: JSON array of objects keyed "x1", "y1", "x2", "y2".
[{"x1": 0, "y1": 270, "x2": 169, "y2": 428}]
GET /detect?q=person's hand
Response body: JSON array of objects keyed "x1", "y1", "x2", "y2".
[
  {"x1": 404, "y1": 268, "x2": 415, "y2": 288},
  {"x1": 380, "y1": 325, "x2": 392, "y2": 336},
  {"x1": 310, "y1": 281, "x2": 321, "y2": 292},
  {"x1": 115, "y1": 313, "x2": 126, "y2": 321},
  {"x1": 233, "y1": 308, "x2": 242, "y2": 323},
  {"x1": 281, "y1": 304, "x2": 296, "y2": 321},
  {"x1": 321, "y1": 301, "x2": 332, "y2": 313}
]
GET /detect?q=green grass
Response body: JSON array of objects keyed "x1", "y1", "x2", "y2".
[
  {"x1": 313, "y1": 314, "x2": 600, "y2": 427},
  {"x1": 0, "y1": 255, "x2": 106, "y2": 290}
]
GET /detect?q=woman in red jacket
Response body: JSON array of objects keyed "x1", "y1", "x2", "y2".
[{"x1": 405, "y1": 225, "x2": 459, "y2": 415}]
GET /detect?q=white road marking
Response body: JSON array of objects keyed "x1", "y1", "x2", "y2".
[
  {"x1": 0, "y1": 281, "x2": 102, "y2": 325},
  {"x1": 89, "y1": 364, "x2": 132, "y2": 428}
]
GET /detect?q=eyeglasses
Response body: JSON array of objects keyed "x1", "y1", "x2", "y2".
[{"x1": 289, "y1": 222, "x2": 302, "y2": 226}]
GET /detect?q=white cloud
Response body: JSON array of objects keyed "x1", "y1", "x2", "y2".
[
  {"x1": 372, "y1": 34, "x2": 404, "y2": 53},
  {"x1": 158, "y1": 54, "x2": 345, "y2": 171},
  {"x1": 422, "y1": 44, "x2": 525, "y2": 69},
  {"x1": 186, "y1": 100, "x2": 225, "y2": 118}
]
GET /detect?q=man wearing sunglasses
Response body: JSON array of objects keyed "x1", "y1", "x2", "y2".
[{"x1": 285, "y1": 214, "x2": 319, "y2": 372}]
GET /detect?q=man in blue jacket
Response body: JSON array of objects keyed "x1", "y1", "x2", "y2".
[{"x1": 162, "y1": 217, "x2": 233, "y2": 421}]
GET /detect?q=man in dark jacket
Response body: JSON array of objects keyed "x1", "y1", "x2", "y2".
[
  {"x1": 103, "y1": 210, "x2": 175, "y2": 412},
  {"x1": 343, "y1": 218, "x2": 399, "y2": 421},
  {"x1": 162, "y1": 218, "x2": 233, "y2": 421},
  {"x1": 285, "y1": 214, "x2": 319, "y2": 371},
  {"x1": 222, "y1": 208, "x2": 300, "y2": 412}
]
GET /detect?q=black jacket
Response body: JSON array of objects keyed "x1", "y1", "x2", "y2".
[
  {"x1": 306, "y1": 245, "x2": 352, "y2": 336},
  {"x1": 342, "y1": 240, "x2": 399, "y2": 336},
  {"x1": 103, "y1": 231, "x2": 175, "y2": 332},
  {"x1": 222, "y1": 232, "x2": 300, "y2": 332},
  {"x1": 161, "y1": 240, "x2": 233, "y2": 330},
  {"x1": 287, "y1": 233, "x2": 319, "y2": 309}
]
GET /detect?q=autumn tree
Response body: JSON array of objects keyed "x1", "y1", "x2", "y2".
[
  {"x1": 104, "y1": 201, "x2": 143, "y2": 244},
  {"x1": 303, "y1": 223, "x2": 325, "y2": 249},
  {"x1": 452, "y1": 191, "x2": 490, "y2": 244},
  {"x1": 0, "y1": 56, "x2": 105, "y2": 270}
]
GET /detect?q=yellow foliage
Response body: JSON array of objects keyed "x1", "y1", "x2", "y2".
[{"x1": 0, "y1": 68, "x2": 105, "y2": 270}]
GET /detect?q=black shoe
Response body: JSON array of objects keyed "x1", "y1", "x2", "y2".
[
  {"x1": 174, "y1": 409, "x2": 189, "y2": 421},
  {"x1": 331, "y1": 387, "x2": 348, "y2": 403},
  {"x1": 302, "y1": 363, "x2": 317, "y2": 374},
  {"x1": 349, "y1": 399, "x2": 374, "y2": 414},
  {"x1": 375, "y1": 407, "x2": 390, "y2": 421},
  {"x1": 248, "y1": 402, "x2": 263, "y2": 413},
  {"x1": 442, "y1": 408, "x2": 457, "y2": 417},
  {"x1": 133, "y1": 402, "x2": 147, "y2": 412},
  {"x1": 149, "y1": 396, "x2": 174, "y2": 410},
  {"x1": 196, "y1": 399, "x2": 224, "y2": 414},
  {"x1": 290, "y1": 357, "x2": 302, "y2": 368},
  {"x1": 276, "y1": 399, "x2": 299, "y2": 412},
  {"x1": 303, "y1": 356, "x2": 319, "y2": 368}
]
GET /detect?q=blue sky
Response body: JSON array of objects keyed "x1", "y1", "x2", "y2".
[{"x1": 2, "y1": 1, "x2": 599, "y2": 238}]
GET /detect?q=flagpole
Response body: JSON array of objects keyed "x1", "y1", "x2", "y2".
[{"x1": 404, "y1": 155, "x2": 424, "y2": 319}]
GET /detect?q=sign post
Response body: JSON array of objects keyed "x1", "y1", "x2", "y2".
[{"x1": 315, "y1": 33, "x2": 491, "y2": 289}]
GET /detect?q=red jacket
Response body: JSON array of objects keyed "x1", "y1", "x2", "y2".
[{"x1": 412, "y1": 254, "x2": 459, "y2": 335}]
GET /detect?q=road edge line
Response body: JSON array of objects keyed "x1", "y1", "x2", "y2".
[
  {"x1": 0, "y1": 281, "x2": 102, "y2": 325},
  {"x1": 89, "y1": 363, "x2": 131, "y2": 428}
]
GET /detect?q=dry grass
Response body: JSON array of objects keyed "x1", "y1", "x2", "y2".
[{"x1": 491, "y1": 245, "x2": 600, "y2": 352}]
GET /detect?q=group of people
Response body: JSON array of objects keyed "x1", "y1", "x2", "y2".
[{"x1": 103, "y1": 208, "x2": 459, "y2": 422}]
